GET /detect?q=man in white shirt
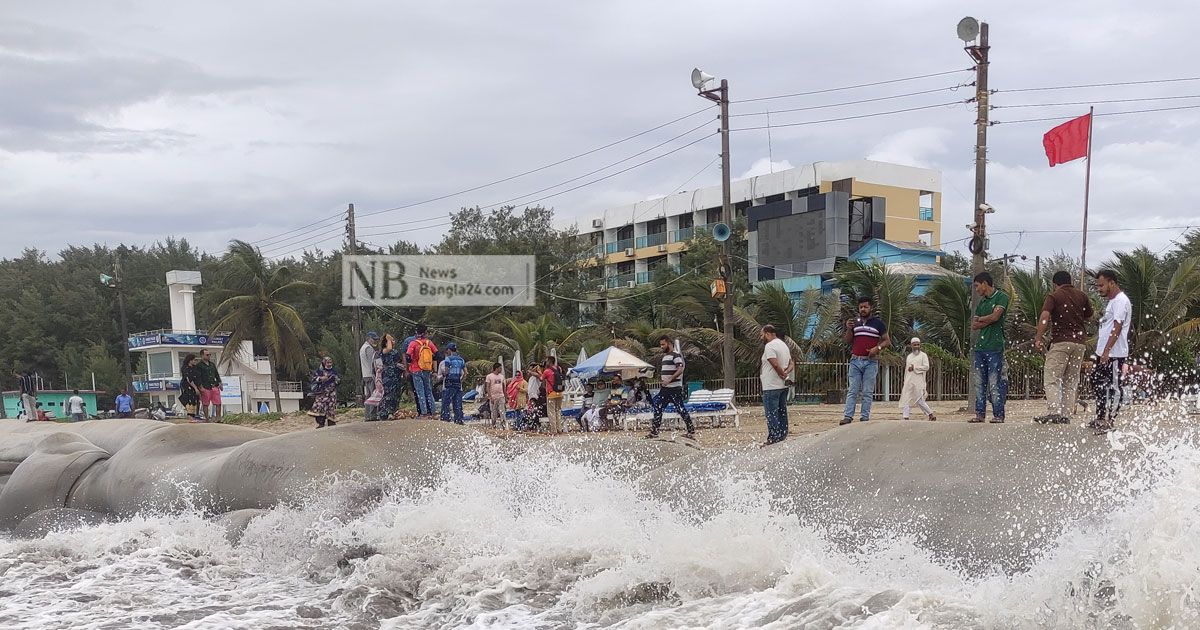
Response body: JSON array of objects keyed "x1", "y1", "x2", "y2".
[
  {"x1": 359, "y1": 332, "x2": 380, "y2": 420},
  {"x1": 759, "y1": 324, "x2": 794, "y2": 446},
  {"x1": 66, "y1": 389, "x2": 87, "y2": 422},
  {"x1": 1090, "y1": 269, "x2": 1132, "y2": 435}
]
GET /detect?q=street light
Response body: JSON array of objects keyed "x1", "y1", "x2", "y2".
[{"x1": 690, "y1": 67, "x2": 735, "y2": 390}]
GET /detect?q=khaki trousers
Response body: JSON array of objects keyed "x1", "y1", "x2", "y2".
[
  {"x1": 546, "y1": 395, "x2": 563, "y2": 434},
  {"x1": 1044, "y1": 341, "x2": 1086, "y2": 418}
]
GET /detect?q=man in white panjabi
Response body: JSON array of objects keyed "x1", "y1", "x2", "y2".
[{"x1": 899, "y1": 337, "x2": 937, "y2": 421}]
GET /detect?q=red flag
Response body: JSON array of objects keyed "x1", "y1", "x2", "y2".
[{"x1": 1043, "y1": 113, "x2": 1091, "y2": 167}]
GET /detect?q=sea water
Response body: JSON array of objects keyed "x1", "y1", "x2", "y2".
[{"x1": 1, "y1": 422, "x2": 1197, "y2": 629}]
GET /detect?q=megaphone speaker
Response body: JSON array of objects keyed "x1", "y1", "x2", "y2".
[{"x1": 712, "y1": 222, "x2": 731, "y2": 242}]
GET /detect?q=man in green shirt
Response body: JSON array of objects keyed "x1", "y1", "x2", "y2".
[{"x1": 970, "y1": 271, "x2": 1010, "y2": 423}]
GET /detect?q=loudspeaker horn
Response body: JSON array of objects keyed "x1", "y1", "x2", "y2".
[{"x1": 712, "y1": 222, "x2": 731, "y2": 242}]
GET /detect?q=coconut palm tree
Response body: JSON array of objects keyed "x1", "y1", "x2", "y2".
[
  {"x1": 833, "y1": 260, "x2": 917, "y2": 350},
  {"x1": 208, "y1": 240, "x2": 316, "y2": 412},
  {"x1": 1105, "y1": 248, "x2": 1200, "y2": 362},
  {"x1": 915, "y1": 275, "x2": 972, "y2": 358},
  {"x1": 483, "y1": 314, "x2": 589, "y2": 365},
  {"x1": 1005, "y1": 268, "x2": 1051, "y2": 351}
]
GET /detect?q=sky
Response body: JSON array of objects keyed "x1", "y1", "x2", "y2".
[{"x1": 3, "y1": 0, "x2": 1198, "y2": 271}]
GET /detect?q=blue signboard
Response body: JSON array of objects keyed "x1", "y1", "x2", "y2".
[
  {"x1": 128, "y1": 333, "x2": 231, "y2": 349},
  {"x1": 132, "y1": 379, "x2": 181, "y2": 393}
]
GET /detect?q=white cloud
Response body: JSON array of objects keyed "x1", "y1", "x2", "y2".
[
  {"x1": 738, "y1": 157, "x2": 795, "y2": 179},
  {"x1": 865, "y1": 127, "x2": 952, "y2": 168}
]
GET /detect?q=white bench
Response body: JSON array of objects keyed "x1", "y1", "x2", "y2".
[{"x1": 621, "y1": 388, "x2": 740, "y2": 431}]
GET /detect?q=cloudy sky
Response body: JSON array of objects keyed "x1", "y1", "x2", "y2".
[{"x1": 3, "y1": 1, "x2": 1197, "y2": 269}]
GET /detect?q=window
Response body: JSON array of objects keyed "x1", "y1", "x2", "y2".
[
  {"x1": 148, "y1": 352, "x2": 174, "y2": 378},
  {"x1": 918, "y1": 230, "x2": 934, "y2": 246},
  {"x1": 919, "y1": 206, "x2": 934, "y2": 221}
]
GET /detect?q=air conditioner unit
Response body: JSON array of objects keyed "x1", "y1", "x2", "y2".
[
  {"x1": 626, "y1": 281, "x2": 636, "y2": 289},
  {"x1": 624, "y1": 248, "x2": 634, "y2": 257},
  {"x1": 591, "y1": 218, "x2": 603, "y2": 228},
  {"x1": 657, "y1": 244, "x2": 668, "y2": 252}
]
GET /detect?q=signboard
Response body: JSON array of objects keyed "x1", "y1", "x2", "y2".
[
  {"x1": 132, "y1": 379, "x2": 181, "y2": 393},
  {"x1": 128, "y1": 333, "x2": 231, "y2": 349},
  {"x1": 220, "y1": 376, "x2": 242, "y2": 405},
  {"x1": 342, "y1": 255, "x2": 536, "y2": 307}
]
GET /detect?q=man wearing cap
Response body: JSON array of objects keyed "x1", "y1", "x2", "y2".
[
  {"x1": 359, "y1": 332, "x2": 380, "y2": 421},
  {"x1": 439, "y1": 343, "x2": 467, "y2": 424},
  {"x1": 899, "y1": 337, "x2": 937, "y2": 421}
]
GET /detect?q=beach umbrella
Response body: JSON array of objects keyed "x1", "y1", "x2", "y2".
[
  {"x1": 568, "y1": 346, "x2": 654, "y2": 381},
  {"x1": 576, "y1": 347, "x2": 588, "y2": 366},
  {"x1": 497, "y1": 355, "x2": 506, "y2": 379},
  {"x1": 513, "y1": 349, "x2": 522, "y2": 375}
]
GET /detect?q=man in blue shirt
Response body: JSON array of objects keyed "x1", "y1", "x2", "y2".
[
  {"x1": 115, "y1": 388, "x2": 134, "y2": 418},
  {"x1": 438, "y1": 342, "x2": 467, "y2": 424}
]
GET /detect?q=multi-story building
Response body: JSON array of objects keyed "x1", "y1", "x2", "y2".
[
  {"x1": 127, "y1": 270, "x2": 303, "y2": 413},
  {"x1": 575, "y1": 160, "x2": 942, "y2": 294}
]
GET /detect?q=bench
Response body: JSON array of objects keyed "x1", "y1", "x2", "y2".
[{"x1": 621, "y1": 388, "x2": 740, "y2": 431}]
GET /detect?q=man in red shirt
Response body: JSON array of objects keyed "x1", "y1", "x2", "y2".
[
  {"x1": 405, "y1": 324, "x2": 439, "y2": 417},
  {"x1": 541, "y1": 356, "x2": 563, "y2": 434}
]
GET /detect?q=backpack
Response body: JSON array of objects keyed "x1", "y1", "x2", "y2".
[
  {"x1": 552, "y1": 366, "x2": 565, "y2": 393},
  {"x1": 415, "y1": 339, "x2": 435, "y2": 371},
  {"x1": 444, "y1": 356, "x2": 464, "y2": 383}
]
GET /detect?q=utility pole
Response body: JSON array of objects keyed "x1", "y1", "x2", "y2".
[
  {"x1": 967, "y1": 21, "x2": 990, "y2": 276},
  {"x1": 113, "y1": 252, "x2": 133, "y2": 396},
  {"x1": 1035, "y1": 255, "x2": 1041, "y2": 279},
  {"x1": 346, "y1": 203, "x2": 363, "y2": 403},
  {"x1": 693, "y1": 70, "x2": 736, "y2": 389}
]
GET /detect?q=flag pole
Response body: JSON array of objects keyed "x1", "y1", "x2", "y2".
[{"x1": 1080, "y1": 106, "x2": 1094, "y2": 288}]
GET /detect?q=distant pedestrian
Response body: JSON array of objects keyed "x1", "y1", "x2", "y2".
[
  {"x1": 359, "y1": 331, "x2": 381, "y2": 420},
  {"x1": 406, "y1": 324, "x2": 439, "y2": 417},
  {"x1": 14, "y1": 369, "x2": 38, "y2": 421},
  {"x1": 179, "y1": 354, "x2": 204, "y2": 421},
  {"x1": 842, "y1": 296, "x2": 889, "y2": 425},
  {"x1": 66, "y1": 389, "x2": 87, "y2": 422},
  {"x1": 970, "y1": 272, "x2": 1010, "y2": 423},
  {"x1": 115, "y1": 388, "x2": 134, "y2": 418},
  {"x1": 484, "y1": 362, "x2": 508, "y2": 433},
  {"x1": 523, "y1": 362, "x2": 543, "y2": 431},
  {"x1": 899, "y1": 338, "x2": 936, "y2": 421},
  {"x1": 760, "y1": 325, "x2": 793, "y2": 446},
  {"x1": 1090, "y1": 269, "x2": 1132, "y2": 435},
  {"x1": 377, "y1": 334, "x2": 403, "y2": 420},
  {"x1": 542, "y1": 357, "x2": 564, "y2": 434},
  {"x1": 1034, "y1": 271, "x2": 1093, "y2": 424},
  {"x1": 439, "y1": 343, "x2": 467, "y2": 424},
  {"x1": 647, "y1": 335, "x2": 695, "y2": 440},
  {"x1": 197, "y1": 349, "x2": 223, "y2": 421},
  {"x1": 34, "y1": 402, "x2": 51, "y2": 422},
  {"x1": 310, "y1": 356, "x2": 341, "y2": 428},
  {"x1": 364, "y1": 350, "x2": 384, "y2": 420}
]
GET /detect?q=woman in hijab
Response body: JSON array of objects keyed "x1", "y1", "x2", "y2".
[
  {"x1": 310, "y1": 356, "x2": 341, "y2": 428},
  {"x1": 507, "y1": 369, "x2": 527, "y2": 410},
  {"x1": 179, "y1": 353, "x2": 204, "y2": 421},
  {"x1": 377, "y1": 334, "x2": 403, "y2": 420}
]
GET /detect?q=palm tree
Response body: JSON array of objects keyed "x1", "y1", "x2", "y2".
[
  {"x1": 915, "y1": 275, "x2": 972, "y2": 358},
  {"x1": 743, "y1": 282, "x2": 842, "y2": 360},
  {"x1": 1005, "y1": 269, "x2": 1050, "y2": 351},
  {"x1": 208, "y1": 240, "x2": 316, "y2": 411},
  {"x1": 1106, "y1": 248, "x2": 1200, "y2": 360},
  {"x1": 833, "y1": 260, "x2": 917, "y2": 350},
  {"x1": 483, "y1": 314, "x2": 589, "y2": 365}
]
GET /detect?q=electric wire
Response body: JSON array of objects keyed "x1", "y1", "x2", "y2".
[
  {"x1": 995, "y1": 76, "x2": 1200, "y2": 94},
  {"x1": 729, "y1": 84, "x2": 973, "y2": 117},
  {"x1": 991, "y1": 103, "x2": 1200, "y2": 125},
  {"x1": 734, "y1": 68, "x2": 974, "y2": 103},
  {"x1": 993, "y1": 94, "x2": 1200, "y2": 109},
  {"x1": 731, "y1": 100, "x2": 969, "y2": 132}
]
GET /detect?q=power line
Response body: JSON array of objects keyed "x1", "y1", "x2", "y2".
[
  {"x1": 247, "y1": 105, "x2": 714, "y2": 246},
  {"x1": 996, "y1": 76, "x2": 1200, "y2": 94},
  {"x1": 359, "y1": 131, "x2": 718, "y2": 239},
  {"x1": 735, "y1": 68, "x2": 973, "y2": 103},
  {"x1": 992, "y1": 103, "x2": 1200, "y2": 125},
  {"x1": 729, "y1": 84, "x2": 972, "y2": 118},
  {"x1": 258, "y1": 220, "x2": 346, "y2": 257},
  {"x1": 630, "y1": 155, "x2": 720, "y2": 223},
  {"x1": 359, "y1": 118, "x2": 716, "y2": 234},
  {"x1": 538, "y1": 266, "x2": 701, "y2": 303},
  {"x1": 355, "y1": 106, "x2": 716, "y2": 221},
  {"x1": 731, "y1": 100, "x2": 969, "y2": 132},
  {"x1": 993, "y1": 94, "x2": 1200, "y2": 109}
]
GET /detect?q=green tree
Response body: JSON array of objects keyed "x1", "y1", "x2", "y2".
[
  {"x1": 207, "y1": 240, "x2": 316, "y2": 411},
  {"x1": 916, "y1": 275, "x2": 973, "y2": 358},
  {"x1": 833, "y1": 260, "x2": 916, "y2": 351}
]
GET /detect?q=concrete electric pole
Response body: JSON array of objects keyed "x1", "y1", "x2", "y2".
[
  {"x1": 963, "y1": 18, "x2": 991, "y2": 276},
  {"x1": 346, "y1": 203, "x2": 363, "y2": 403}
]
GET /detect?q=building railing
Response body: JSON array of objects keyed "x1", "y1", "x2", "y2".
[
  {"x1": 919, "y1": 206, "x2": 934, "y2": 221},
  {"x1": 605, "y1": 238, "x2": 635, "y2": 254},
  {"x1": 605, "y1": 273, "x2": 637, "y2": 289},
  {"x1": 634, "y1": 232, "x2": 668, "y2": 249},
  {"x1": 249, "y1": 381, "x2": 303, "y2": 393},
  {"x1": 701, "y1": 359, "x2": 1044, "y2": 403},
  {"x1": 591, "y1": 243, "x2": 605, "y2": 258}
]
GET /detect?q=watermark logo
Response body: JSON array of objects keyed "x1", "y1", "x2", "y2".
[{"x1": 342, "y1": 255, "x2": 536, "y2": 307}]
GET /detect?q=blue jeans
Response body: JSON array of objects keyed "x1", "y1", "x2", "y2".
[
  {"x1": 412, "y1": 371, "x2": 435, "y2": 415},
  {"x1": 763, "y1": 388, "x2": 789, "y2": 443},
  {"x1": 974, "y1": 350, "x2": 1008, "y2": 418},
  {"x1": 843, "y1": 356, "x2": 879, "y2": 420},
  {"x1": 440, "y1": 383, "x2": 463, "y2": 423}
]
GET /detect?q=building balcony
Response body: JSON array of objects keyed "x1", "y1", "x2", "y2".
[
  {"x1": 634, "y1": 232, "x2": 668, "y2": 249},
  {"x1": 129, "y1": 329, "x2": 231, "y2": 350},
  {"x1": 605, "y1": 238, "x2": 635, "y2": 254},
  {"x1": 604, "y1": 273, "x2": 637, "y2": 289},
  {"x1": 919, "y1": 206, "x2": 934, "y2": 221},
  {"x1": 248, "y1": 381, "x2": 303, "y2": 393}
]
